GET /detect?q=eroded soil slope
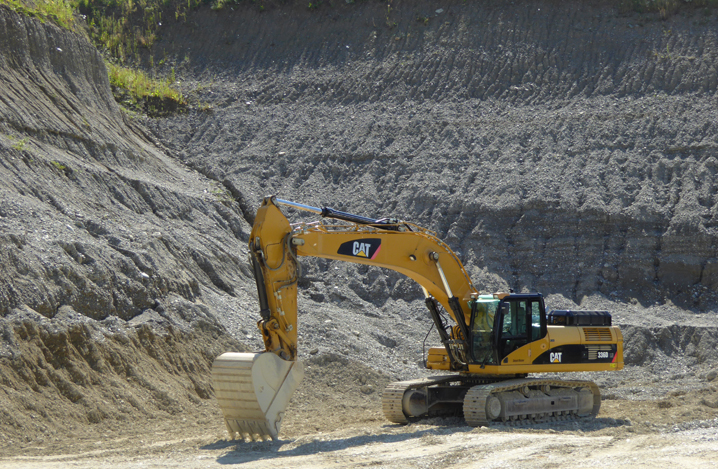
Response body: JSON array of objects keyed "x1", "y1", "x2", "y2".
[{"x1": 0, "y1": 5, "x2": 248, "y2": 446}]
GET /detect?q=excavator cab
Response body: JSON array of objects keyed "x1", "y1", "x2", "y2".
[
  {"x1": 493, "y1": 295, "x2": 548, "y2": 362},
  {"x1": 469, "y1": 293, "x2": 548, "y2": 364}
]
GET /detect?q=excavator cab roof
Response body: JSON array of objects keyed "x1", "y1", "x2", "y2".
[{"x1": 494, "y1": 292, "x2": 544, "y2": 300}]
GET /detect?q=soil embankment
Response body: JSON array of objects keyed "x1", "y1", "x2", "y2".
[{"x1": 0, "y1": 5, "x2": 247, "y2": 447}]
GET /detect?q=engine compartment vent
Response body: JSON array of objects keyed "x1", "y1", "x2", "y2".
[{"x1": 583, "y1": 328, "x2": 613, "y2": 342}]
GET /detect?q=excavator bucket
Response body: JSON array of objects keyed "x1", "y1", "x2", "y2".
[{"x1": 211, "y1": 352, "x2": 304, "y2": 441}]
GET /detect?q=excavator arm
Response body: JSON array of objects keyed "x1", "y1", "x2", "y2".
[
  {"x1": 252, "y1": 197, "x2": 477, "y2": 362},
  {"x1": 212, "y1": 196, "x2": 479, "y2": 440}
]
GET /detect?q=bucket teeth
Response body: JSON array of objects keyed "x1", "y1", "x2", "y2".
[{"x1": 212, "y1": 352, "x2": 304, "y2": 441}]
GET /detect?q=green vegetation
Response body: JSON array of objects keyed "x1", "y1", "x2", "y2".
[
  {"x1": 0, "y1": 0, "x2": 187, "y2": 114},
  {"x1": 74, "y1": 0, "x2": 211, "y2": 114},
  {"x1": 76, "y1": 0, "x2": 189, "y2": 63},
  {"x1": 106, "y1": 61, "x2": 185, "y2": 116},
  {"x1": 74, "y1": 0, "x2": 261, "y2": 61},
  {"x1": 107, "y1": 62, "x2": 182, "y2": 103},
  {"x1": 211, "y1": 0, "x2": 246, "y2": 11},
  {"x1": 107, "y1": 62, "x2": 185, "y2": 115},
  {"x1": 0, "y1": 0, "x2": 76, "y2": 30},
  {"x1": 210, "y1": 184, "x2": 234, "y2": 205},
  {"x1": 51, "y1": 160, "x2": 67, "y2": 171},
  {"x1": 7, "y1": 135, "x2": 29, "y2": 151}
]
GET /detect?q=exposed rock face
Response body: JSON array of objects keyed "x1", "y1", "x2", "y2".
[
  {"x1": 0, "y1": 296, "x2": 243, "y2": 441},
  {"x1": 623, "y1": 324, "x2": 718, "y2": 367},
  {"x1": 0, "y1": 6, "x2": 252, "y2": 320},
  {"x1": 150, "y1": 0, "x2": 718, "y2": 309},
  {"x1": 0, "y1": 5, "x2": 248, "y2": 440}
]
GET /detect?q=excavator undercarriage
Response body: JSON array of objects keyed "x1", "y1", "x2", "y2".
[{"x1": 383, "y1": 376, "x2": 600, "y2": 426}]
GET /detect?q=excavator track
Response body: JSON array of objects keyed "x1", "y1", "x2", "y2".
[
  {"x1": 383, "y1": 377, "x2": 600, "y2": 427},
  {"x1": 463, "y1": 378, "x2": 601, "y2": 426},
  {"x1": 382, "y1": 382, "x2": 411, "y2": 424},
  {"x1": 382, "y1": 376, "x2": 460, "y2": 424}
]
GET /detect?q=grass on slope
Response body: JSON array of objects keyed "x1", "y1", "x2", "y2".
[
  {"x1": 0, "y1": 0, "x2": 185, "y2": 115},
  {"x1": 0, "y1": 0, "x2": 76, "y2": 29},
  {"x1": 107, "y1": 62, "x2": 186, "y2": 116}
]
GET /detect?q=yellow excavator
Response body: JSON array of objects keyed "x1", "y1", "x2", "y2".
[{"x1": 212, "y1": 197, "x2": 623, "y2": 440}]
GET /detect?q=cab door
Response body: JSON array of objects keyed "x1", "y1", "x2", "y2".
[{"x1": 495, "y1": 297, "x2": 547, "y2": 362}]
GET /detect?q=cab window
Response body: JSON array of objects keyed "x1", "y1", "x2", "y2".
[
  {"x1": 470, "y1": 299, "x2": 497, "y2": 365},
  {"x1": 498, "y1": 298, "x2": 546, "y2": 360},
  {"x1": 498, "y1": 299, "x2": 529, "y2": 359}
]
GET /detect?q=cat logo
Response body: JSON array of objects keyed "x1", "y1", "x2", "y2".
[
  {"x1": 550, "y1": 352, "x2": 563, "y2": 363},
  {"x1": 352, "y1": 242, "x2": 372, "y2": 257},
  {"x1": 337, "y1": 239, "x2": 381, "y2": 260}
]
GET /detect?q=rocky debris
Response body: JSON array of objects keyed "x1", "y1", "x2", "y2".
[
  {"x1": 0, "y1": 6, "x2": 253, "y2": 322},
  {"x1": 281, "y1": 352, "x2": 391, "y2": 437},
  {"x1": 623, "y1": 324, "x2": 718, "y2": 368}
]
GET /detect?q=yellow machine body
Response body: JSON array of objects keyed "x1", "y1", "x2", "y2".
[{"x1": 212, "y1": 197, "x2": 623, "y2": 439}]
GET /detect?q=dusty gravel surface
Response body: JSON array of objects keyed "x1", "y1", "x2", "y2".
[
  {"x1": 3, "y1": 0, "x2": 718, "y2": 467},
  {"x1": 2, "y1": 370, "x2": 718, "y2": 468}
]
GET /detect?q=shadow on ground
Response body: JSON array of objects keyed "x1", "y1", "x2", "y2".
[{"x1": 202, "y1": 417, "x2": 630, "y2": 464}]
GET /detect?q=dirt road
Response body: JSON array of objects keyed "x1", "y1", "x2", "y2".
[
  {"x1": 3, "y1": 393, "x2": 717, "y2": 468},
  {"x1": 2, "y1": 420, "x2": 716, "y2": 468}
]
